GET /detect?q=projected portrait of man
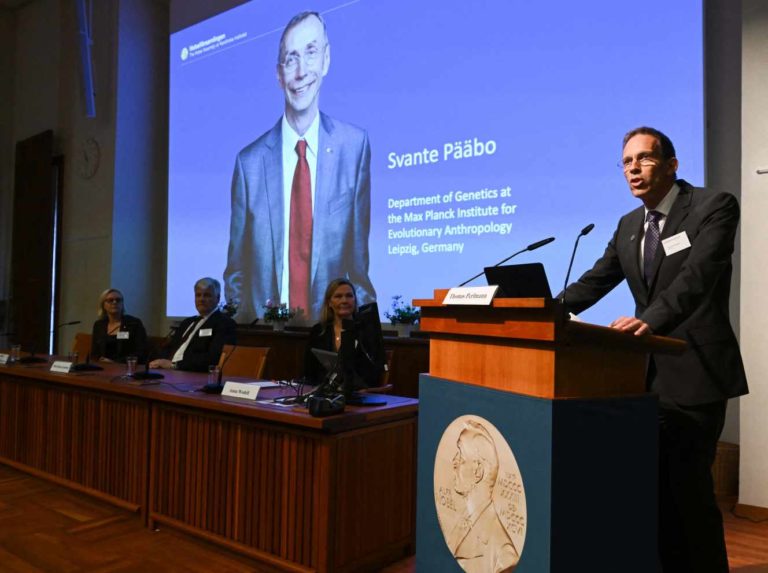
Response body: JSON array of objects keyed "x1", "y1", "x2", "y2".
[
  {"x1": 446, "y1": 420, "x2": 519, "y2": 573},
  {"x1": 223, "y1": 10, "x2": 375, "y2": 322}
]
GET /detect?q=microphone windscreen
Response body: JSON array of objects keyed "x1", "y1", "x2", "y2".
[{"x1": 527, "y1": 237, "x2": 555, "y2": 251}]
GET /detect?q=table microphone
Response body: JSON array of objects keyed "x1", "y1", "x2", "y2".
[
  {"x1": 132, "y1": 360, "x2": 164, "y2": 380},
  {"x1": 201, "y1": 346, "x2": 237, "y2": 394},
  {"x1": 458, "y1": 236, "x2": 555, "y2": 287},
  {"x1": 71, "y1": 352, "x2": 103, "y2": 372},
  {"x1": 561, "y1": 223, "x2": 595, "y2": 311}
]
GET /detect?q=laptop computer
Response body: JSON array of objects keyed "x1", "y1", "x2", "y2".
[{"x1": 484, "y1": 262, "x2": 552, "y2": 298}]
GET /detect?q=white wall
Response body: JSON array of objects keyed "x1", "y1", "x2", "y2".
[
  {"x1": 738, "y1": 0, "x2": 768, "y2": 510},
  {"x1": 705, "y1": 0, "x2": 743, "y2": 444},
  {"x1": 112, "y1": 0, "x2": 168, "y2": 337},
  {"x1": 56, "y1": 0, "x2": 118, "y2": 344}
]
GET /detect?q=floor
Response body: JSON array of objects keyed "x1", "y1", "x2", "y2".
[{"x1": 0, "y1": 464, "x2": 766, "y2": 572}]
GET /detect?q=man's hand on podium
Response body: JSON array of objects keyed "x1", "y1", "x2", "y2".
[{"x1": 610, "y1": 316, "x2": 653, "y2": 336}]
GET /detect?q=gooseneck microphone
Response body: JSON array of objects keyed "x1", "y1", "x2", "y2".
[
  {"x1": 51, "y1": 320, "x2": 82, "y2": 331},
  {"x1": 561, "y1": 223, "x2": 595, "y2": 311},
  {"x1": 458, "y1": 237, "x2": 556, "y2": 287},
  {"x1": 201, "y1": 346, "x2": 237, "y2": 394},
  {"x1": 133, "y1": 325, "x2": 177, "y2": 381}
]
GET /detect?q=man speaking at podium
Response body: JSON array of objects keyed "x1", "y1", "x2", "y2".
[
  {"x1": 224, "y1": 11, "x2": 376, "y2": 322},
  {"x1": 560, "y1": 127, "x2": 748, "y2": 573}
]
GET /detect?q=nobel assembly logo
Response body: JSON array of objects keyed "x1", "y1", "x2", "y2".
[{"x1": 180, "y1": 31, "x2": 248, "y2": 61}]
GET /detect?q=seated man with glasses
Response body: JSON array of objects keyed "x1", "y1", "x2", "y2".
[
  {"x1": 560, "y1": 126, "x2": 748, "y2": 573},
  {"x1": 223, "y1": 10, "x2": 376, "y2": 324}
]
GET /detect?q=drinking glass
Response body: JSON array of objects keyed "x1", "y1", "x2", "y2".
[
  {"x1": 208, "y1": 365, "x2": 221, "y2": 386},
  {"x1": 126, "y1": 355, "x2": 138, "y2": 377}
]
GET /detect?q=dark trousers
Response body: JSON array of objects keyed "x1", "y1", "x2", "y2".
[{"x1": 658, "y1": 399, "x2": 728, "y2": 573}]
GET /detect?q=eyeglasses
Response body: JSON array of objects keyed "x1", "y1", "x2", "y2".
[
  {"x1": 280, "y1": 44, "x2": 326, "y2": 73},
  {"x1": 618, "y1": 153, "x2": 662, "y2": 170},
  {"x1": 105, "y1": 298, "x2": 123, "y2": 304}
]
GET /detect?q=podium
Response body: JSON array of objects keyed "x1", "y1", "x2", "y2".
[{"x1": 413, "y1": 290, "x2": 685, "y2": 573}]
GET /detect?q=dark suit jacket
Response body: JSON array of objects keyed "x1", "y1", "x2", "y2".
[
  {"x1": 91, "y1": 314, "x2": 147, "y2": 363},
  {"x1": 563, "y1": 180, "x2": 748, "y2": 406},
  {"x1": 162, "y1": 310, "x2": 237, "y2": 372},
  {"x1": 223, "y1": 112, "x2": 376, "y2": 323},
  {"x1": 304, "y1": 322, "x2": 381, "y2": 388}
]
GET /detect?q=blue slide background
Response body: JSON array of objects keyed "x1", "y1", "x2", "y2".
[{"x1": 168, "y1": 0, "x2": 703, "y2": 323}]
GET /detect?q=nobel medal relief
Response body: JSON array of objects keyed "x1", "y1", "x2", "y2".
[{"x1": 434, "y1": 415, "x2": 527, "y2": 573}]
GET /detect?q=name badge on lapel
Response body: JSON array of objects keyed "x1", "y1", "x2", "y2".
[
  {"x1": 117, "y1": 331, "x2": 130, "y2": 340},
  {"x1": 662, "y1": 231, "x2": 691, "y2": 256},
  {"x1": 199, "y1": 328, "x2": 213, "y2": 337}
]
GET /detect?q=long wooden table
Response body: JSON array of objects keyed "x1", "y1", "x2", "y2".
[{"x1": 0, "y1": 360, "x2": 418, "y2": 573}]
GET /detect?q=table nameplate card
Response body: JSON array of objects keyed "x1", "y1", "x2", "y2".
[
  {"x1": 50, "y1": 361, "x2": 73, "y2": 373},
  {"x1": 222, "y1": 381, "x2": 261, "y2": 401}
]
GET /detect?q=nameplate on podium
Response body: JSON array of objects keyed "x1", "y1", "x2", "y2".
[{"x1": 442, "y1": 285, "x2": 498, "y2": 305}]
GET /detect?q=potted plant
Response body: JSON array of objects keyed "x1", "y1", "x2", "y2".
[
  {"x1": 262, "y1": 300, "x2": 298, "y2": 331},
  {"x1": 221, "y1": 299, "x2": 239, "y2": 319},
  {"x1": 384, "y1": 295, "x2": 420, "y2": 337}
]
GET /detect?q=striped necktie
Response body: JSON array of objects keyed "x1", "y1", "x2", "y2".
[{"x1": 643, "y1": 210, "x2": 662, "y2": 283}]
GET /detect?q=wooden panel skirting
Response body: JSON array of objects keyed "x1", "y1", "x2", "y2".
[
  {"x1": 733, "y1": 503, "x2": 768, "y2": 522},
  {"x1": 0, "y1": 376, "x2": 149, "y2": 513},
  {"x1": 149, "y1": 405, "x2": 323, "y2": 568},
  {"x1": 713, "y1": 441, "x2": 739, "y2": 499},
  {"x1": 149, "y1": 513, "x2": 314, "y2": 573},
  {"x1": 0, "y1": 456, "x2": 142, "y2": 514},
  {"x1": 148, "y1": 404, "x2": 417, "y2": 573}
]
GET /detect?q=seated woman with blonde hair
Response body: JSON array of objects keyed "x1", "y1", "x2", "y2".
[
  {"x1": 91, "y1": 288, "x2": 147, "y2": 363},
  {"x1": 304, "y1": 278, "x2": 382, "y2": 387}
]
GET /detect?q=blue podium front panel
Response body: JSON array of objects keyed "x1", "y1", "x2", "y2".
[{"x1": 416, "y1": 374, "x2": 657, "y2": 573}]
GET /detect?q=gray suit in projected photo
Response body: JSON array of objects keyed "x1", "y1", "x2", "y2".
[{"x1": 224, "y1": 10, "x2": 375, "y2": 322}]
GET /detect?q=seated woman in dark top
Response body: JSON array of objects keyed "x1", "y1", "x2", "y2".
[
  {"x1": 304, "y1": 278, "x2": 380, "y2": 387},
  {"x1": 91, "y1": 288, "x2": 147, "y2": 363}
]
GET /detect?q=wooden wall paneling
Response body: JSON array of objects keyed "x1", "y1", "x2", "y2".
[
  {"x1": 385, "y1": 338, "x2": 429, "y2": 398},
  {"x1": 314, "y1": 437, "x2": 335, "y2": 573},
  {"x1": 10, "y1": 130, "x2": 56, "y2": 352}
]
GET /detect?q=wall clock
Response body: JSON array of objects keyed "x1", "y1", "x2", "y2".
[{"x1": 77, "y1": 136, "x2": 100, "y2": 179}]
